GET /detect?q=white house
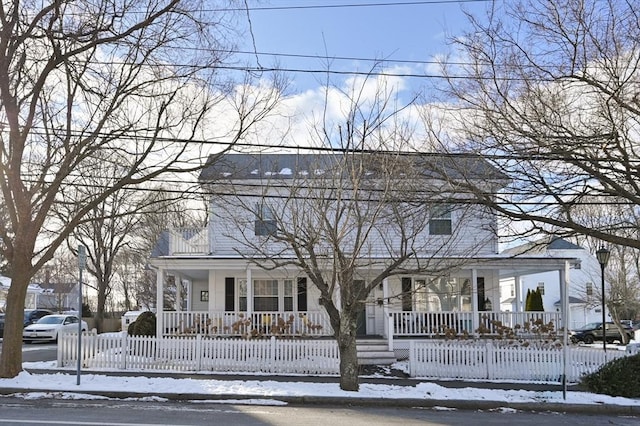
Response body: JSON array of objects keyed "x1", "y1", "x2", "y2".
[
  {"x1": 499, "y1": 238, "x2": 605, "y2": 330},
  {"x1": 0, "y1": 275, "x2": 63, "y2": 311},
  {"x1": 149, "y1": 153, "x2": 579, "y2": 347}
]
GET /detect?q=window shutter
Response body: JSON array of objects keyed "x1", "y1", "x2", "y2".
[
  {"x1": 401, "y1": 277, "x2": 412, "y2": 311},
  {"x1": 297, "y1": 277, "x2": 307, "y2": 311},
  {"x1": 225, "y1": 277, "x2": 235, "y2": 311}
]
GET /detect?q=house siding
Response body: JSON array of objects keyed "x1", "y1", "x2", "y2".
[{"x1": 209, "y1": 192, "x2": 498, "y2": 258}]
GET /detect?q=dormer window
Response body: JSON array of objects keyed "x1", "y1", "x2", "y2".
[{"x1": 254, "y1": 202, "x2": 277, "y2": 236}]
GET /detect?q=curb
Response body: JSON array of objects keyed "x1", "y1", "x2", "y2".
[{"x1": 1, "y1": 387, "x2": 639, "y2": 415}]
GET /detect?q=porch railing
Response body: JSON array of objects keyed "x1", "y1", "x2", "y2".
[
  {"x1": 390, "y1": 310, "x2": 562, "y2": 337},
  {"x1": 162, "y1": 310, "x2": 331, "y2": 337},
  {"x1": 169, "y1": 228, "x2": 208, "y2": 255}
]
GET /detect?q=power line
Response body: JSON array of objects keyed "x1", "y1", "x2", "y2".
[{"x1": 200, "y1": 0, "x2": 495, "y2": 13}]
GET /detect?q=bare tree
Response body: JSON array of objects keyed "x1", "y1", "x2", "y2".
[
  {"x1": 0, "y1": 0, "x2": 282, "y2": 378},
  {"x1": 206, "y1": 74, "x2": 500, "y2": 391},
  {"x1": 601, "y1": 244, "x2": 640, "y2": 342},
  {"x1": 32, "y1": 253, "x2": 77, "y2": 312},
  {"x1": 115, "y1": 190, "x2": 207, "y2": 313},
  {"x1": 65, "y1": 178, "x2": 163, "y2": 332},
  {"x1": 429, "y1": 0, "x2": 640, "y2": 250}
]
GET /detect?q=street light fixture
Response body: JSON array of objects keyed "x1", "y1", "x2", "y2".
[{"x1": 596, "y1": 246, "x2": 611, "y2": 353}]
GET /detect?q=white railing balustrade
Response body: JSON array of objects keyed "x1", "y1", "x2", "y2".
[
  {"x1": 162, "y1": 310, "x2": 331, "y2": 337},
  {"x1": 390, "y1": 310, "x2": 562, "y2": 337},
  {"x1": 169, "y1": 228, "x2": 208, "y2": 255}
]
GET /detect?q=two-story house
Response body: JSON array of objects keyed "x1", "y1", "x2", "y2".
[{"x1": 149, "y1": 153, "x2": 580, "y2": 350}]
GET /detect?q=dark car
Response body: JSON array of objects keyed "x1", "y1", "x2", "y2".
[
  {"x1": 570, "y1": 322, "x2": 633, "y2": 344},
  {"x1": 23, "y1": 309, "x2": 53, "y2": 327},
  {"x1": 0, "y1": 313, "x2": 4, "y2": 338}
]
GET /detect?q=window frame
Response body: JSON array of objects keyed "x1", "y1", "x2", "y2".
[
  {"x1": 429, "y1": 204, "x2": 452, "y2": 235},
  {"x1": 254, "y1": 202, "x2": 277, "y2": 236}
]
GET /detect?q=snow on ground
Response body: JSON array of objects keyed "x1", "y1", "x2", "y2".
[{"x1": 0, "y1": 360, "x2": 637, "y2": 407}]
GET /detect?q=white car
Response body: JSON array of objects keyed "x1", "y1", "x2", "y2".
[{"x1": 22, "y1": 314, "x2": 88, "y2": 343}]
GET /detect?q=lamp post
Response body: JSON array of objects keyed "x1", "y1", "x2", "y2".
[{"x1": 596, "y1": 246, "x2": 610, "y2": 353}]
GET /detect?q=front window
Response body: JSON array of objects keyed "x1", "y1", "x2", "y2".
[
  {"x1": 414, "y1": 277, "x2": 471, "y2": 312},
  {"x1": 253, "y1": 279, "x2": 279, "y2": 311},
  {"x1": 232, "y1": 278, "x2": 305, "y2": 311},
  {"x1": 239, "y1": 280, "x2": 247, "y2": 311},
  {"x1": 284, "y1": 280, "x2": 294, "y2": 311}
]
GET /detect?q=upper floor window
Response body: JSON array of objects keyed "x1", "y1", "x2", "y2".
[
  {"x1": 537, "y1": 282, "x2": 545, "y2": 296},
  {"x1": 429, "y1": 204, "x2": 452, "y2": 235},
  {"x1": 586, "y1": 282, "x2": 593, "y2": 296},
  {"x1": 254, "y1": 202, "x2": 277, "y2": 236}
]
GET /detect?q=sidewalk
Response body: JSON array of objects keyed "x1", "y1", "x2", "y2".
[{"x1": 7, "y1": 366, "x2": 638, "y2": 416}]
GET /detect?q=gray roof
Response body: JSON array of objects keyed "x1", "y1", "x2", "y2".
[
  {"x1": 502, "y1": 237, "x2": 584, "y2": 256},
  {"x1": 198, "y1": 153, "x2": 508, "y2": 182},
  {"x1": 554, "y1": 296, "x2": 588, "y2": 306}
]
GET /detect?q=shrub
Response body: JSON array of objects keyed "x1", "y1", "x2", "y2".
[
  {"x1": 128, "y1": 311, "x2": 156, "y2": 337},
  {"x1": 581, "y1": 353, "x2": 640, "y2": 397}
]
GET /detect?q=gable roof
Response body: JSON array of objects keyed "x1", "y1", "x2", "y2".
[{"x1": 198, "y1": 152, "x2": 508, "y2": 182}]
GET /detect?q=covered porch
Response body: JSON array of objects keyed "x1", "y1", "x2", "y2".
[{"x1": 150, "y1": 255, "x2": 577, "y2": 340}]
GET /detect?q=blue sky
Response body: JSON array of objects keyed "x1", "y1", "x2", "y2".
[{"x1": 237, "y1": 0, "x2": 491, "y2": 93}]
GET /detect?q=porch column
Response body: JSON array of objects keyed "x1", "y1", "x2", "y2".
[
  {"x1": 208, "y1": 270, "x2": 216, "y2": 310},
  {"x1": 561, "y1": 260, "x2": 570, "y2": 398},
  {"x1": 382, "y1": 277, "x2": 389, "y2": 338},
  {"x1": 156, "y1": 267, "x2": 164, "y2": 337},
  {"x1": 175, "y1": 273, "x2": 182, "y2": 311},
  {"x1": 185, "y1": 278, "x2": 191, "y2": 311},
  {"x1": 559, "y1": 264, "x2": 569, "y2": 331},
  {"x1": 514, "y1": 275, "x2": 522, "y2": 313},
  {"x1": 471, "y1": 269, "x2": 479, "y2": 333},
  {"x1": 246, "y1": 267, "x2": 253, "y2": 314}
]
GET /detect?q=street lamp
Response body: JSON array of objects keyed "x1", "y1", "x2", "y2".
[{"x1": 596, "y1": 246, "x2": 611, "y2": 353}]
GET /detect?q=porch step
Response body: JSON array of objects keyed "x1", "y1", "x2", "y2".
[{"x1": 357, "y1": 339, "x2": 397, "y2": 365}]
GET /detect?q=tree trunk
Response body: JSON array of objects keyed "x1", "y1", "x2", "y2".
[
  {"x1": 0, "y1": 262, "x2": 31, "y2": 378},
  {"x1": 95, "y1": 283, "x2": 108, "y2": 334},
  {"x1": 336, "y1": 316, "x2": 360, "y2": 391}
]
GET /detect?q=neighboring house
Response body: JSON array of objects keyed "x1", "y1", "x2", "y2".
[
  {"x1": 499, "y1": 238, "x2": 605, "y2": 330},
  {"x1": 0, "y1": 275, "x2": 77, "y2": 313},
  {"x1": 149, "y1": 153, "x2": 580, "y2": 346},
  {"x1": 33, "y1": 281, "x2": 77, "y2": 313}
]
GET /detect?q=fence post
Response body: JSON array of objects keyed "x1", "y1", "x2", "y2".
[
  {"x1": 56, "y1": 335, "x2": 64, "y2": 367},
  {"x1": 409, "y1": 340, "x2": 415, "y2": 377},
  {"x1": 387, "y1": 313, "x2": 394, "y2": 351},
  {"x1": 485, "y1": 341, "x2": 493, "y2": 380},
  {"x1": 120, "y1": 332, "x2": 127, "y2": 370},
  {"x1": 270, "y1": 336, "x2": 277, "y2": 373},
  {"x1": 196, "y1": 334, "x2": 202, "y2": 371}
]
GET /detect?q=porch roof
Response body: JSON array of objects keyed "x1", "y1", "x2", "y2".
[{"x1": 148, "y1": 253, "x2": 579, "y2": 282}]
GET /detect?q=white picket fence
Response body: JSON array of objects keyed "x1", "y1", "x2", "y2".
[
  {"x1": 59, "y1": 332, "x2": 629, "y2": 383},
  {"x1": 58, "y1": 332, "x2": 339, "y2": 375},
  {"x1": 409, "y1": 340, "x2": 629, "y2": 383}
]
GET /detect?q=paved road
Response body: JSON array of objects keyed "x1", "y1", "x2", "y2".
[
  {"x1": 0, "y1": 397, "x2": 637, "y2": 426},
  {"x1": 0, "y1": 340, "x2": 57, "y2": 363}
]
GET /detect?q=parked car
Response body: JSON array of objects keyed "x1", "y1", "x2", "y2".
[
  {"x1": 0, "y1": 313, "x2": 4, "y2": 338},
  {"x1": 22, "y1": 314, "x2": 88, "y2": 343},
  {"x1": 570, "y1": 322, "x2": 633, "y2": 344},
  {"x1": 24, "y1": 309, "x2": 53, "y2": 327}
]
